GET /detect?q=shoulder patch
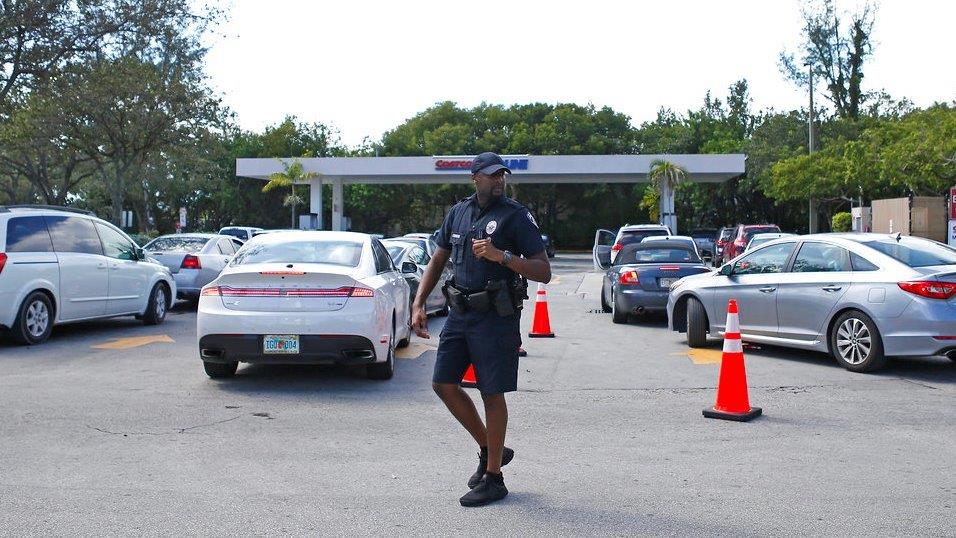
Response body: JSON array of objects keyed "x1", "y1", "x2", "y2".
[{"x1": 527, "y1": 212, "x2": 538, "y2": 228}]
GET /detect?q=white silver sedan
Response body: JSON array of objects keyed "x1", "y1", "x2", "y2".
[
  {"x1": 196, "y1": 231, "x2": 413, "y2": 380},
  {"x1": 143, "y1": 234, "x2": 245, "y2": 300}
]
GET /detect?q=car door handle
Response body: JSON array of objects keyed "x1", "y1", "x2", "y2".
[
  {"x1": 758, "y1": 286, "x2": 776, "y2": 293},
  {"x1": 97, "y1": 263, "x2": 107, "y2": 270},
  {"x1": 822, "y1": 285, "x2": 843, "y2": 292}
]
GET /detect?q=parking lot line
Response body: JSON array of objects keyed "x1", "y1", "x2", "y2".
[
  {"x1": 91, "y1": 335, "x2": 175, "y2": 350},
  {"x1": 396, "y1": 341, "x2": 437, "y2": 360},
  {"x1": 671, "y1": 348, "x2": 723, "y2": 364}
]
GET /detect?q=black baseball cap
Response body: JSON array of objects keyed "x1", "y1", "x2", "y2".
[{"x1": 471, "y1": 152, "x2": 511, "y2": 175}]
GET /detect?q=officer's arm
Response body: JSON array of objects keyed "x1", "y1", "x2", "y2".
[
  {"x1": 412, "y1": 247, "x2": 451, "y2": 311},
  {"x1": 507, "y1": 250, "x2": 551, "y2": 284}
]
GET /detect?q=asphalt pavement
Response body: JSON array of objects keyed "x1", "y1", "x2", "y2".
[{"x1": 1, "y1": 253, "x2": 954, "y2": 536}]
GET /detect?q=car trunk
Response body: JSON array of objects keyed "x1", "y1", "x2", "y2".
[
  {"x1": 215, "y1": 263, "x2": 365, "y2": 312},
  {"x1": 148, "y1": 251, "x2": 192, "y2": 274},
  {"x1": 620, "y1": 264, "x2": 712, "y2": 291},
  {"x1": 913, "y1": 266, "x2": 956, "y2": 308}
]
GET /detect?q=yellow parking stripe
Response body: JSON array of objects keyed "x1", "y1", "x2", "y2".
[
  {"x1": 92, "y1": 335, "x2": 175, "y2": 350},
  {"x1": 671, "y1": 348, "x2": 724, "y2": 365},
  {"x1": 396, "y1": 342, "x2": 437, "y2": 360}
]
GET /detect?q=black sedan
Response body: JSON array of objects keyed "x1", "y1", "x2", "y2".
[{"x1": 601, "y1": 241, "x2": 712, "y2": 324}]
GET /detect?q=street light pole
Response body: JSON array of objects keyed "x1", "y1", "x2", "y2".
[{"x1": 807, "y1": 62, "x2": 817, "y2": 233}]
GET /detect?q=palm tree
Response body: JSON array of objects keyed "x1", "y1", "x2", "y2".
[
  {"x1": 262, "y1": 158, "x2": 319, "y2": 228},
  {"x1": 647, "y1": 159, "x2": 688, "y2": 234}
]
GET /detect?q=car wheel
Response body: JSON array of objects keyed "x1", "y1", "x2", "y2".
[
  {"x1": 686, "y1": 297, "x2": 708, "y2": 348},
  {"x1": 368, "y1": 318, "x2": 395, "y2": 380},
  {"x1": 203, "y1": 361, "x2": 238, "y2": 379},
  {"x1": 600, "y1": 284, "x2": 611, "y2": 313},
  {"x1": 142, "y1": 283, "x2": 169, "y2": 325},
  {"x1": 12, "y1": 291, "x2": 54, "y2": 345},
  {"x1": 611, "y1": 289, "x2": 628, "y2": 324},
  {"x1": 830, "y1": 310, "x2": 886, "y2": 372}
]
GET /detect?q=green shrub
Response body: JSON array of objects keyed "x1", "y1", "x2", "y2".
[{"x1": 831, "y1": 212, "x2": 852, "y2": 232}]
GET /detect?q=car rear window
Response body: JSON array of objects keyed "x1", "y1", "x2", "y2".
[
  {"x1": 719, "y1": 229, "x2": 735, "y2": 240},
  {"x1": 219, "y1": 228, "x2": 249, "y2": 240},
  {"x1": 616, "y1": 247, "x2": 700, "y2": 265},
  {"x1": 619, "y1": 229, "x2": 668, "y2": 245},
  {"x1": 743, "y1": 226, "x2": 781, "y2": 241},
  {"x1": 386, "y1": 245, "x2": 406, "y2": 264},
  {"x1": 233, "y1": 240, "x2": 364, "y2": 267},
  {"x1": 690, "y1": 230, "x2": 716, "y2": 239},
  {"x1": 5, "y1": 216, "x2": 54, "y2": 252},
  {"x1": 146, "y1": 237, "x2": 208, "y2": 253},
  {"x1": 863, "y1": 239, "x2": 956, "y2": 268}
]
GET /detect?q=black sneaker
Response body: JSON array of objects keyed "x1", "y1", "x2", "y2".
[
  {"x1": 459, "y1": 472, "x2": 508, "y2": 507},
  {"x1": 468, "y1": 446, "x2": 514, "y2": 489}
]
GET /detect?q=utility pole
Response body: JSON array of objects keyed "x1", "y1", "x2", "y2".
[{"x1": 807, "y1": 62, "x2": 818, "y2": 234}]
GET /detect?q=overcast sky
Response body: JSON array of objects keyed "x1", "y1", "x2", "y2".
[{"x1": 204, "y1": 0, "x2": 956, "y2": 147}]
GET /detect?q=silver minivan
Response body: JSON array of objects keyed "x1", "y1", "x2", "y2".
[{"x1": 0, "y1": 206, "x2": 176, "y2": 344}]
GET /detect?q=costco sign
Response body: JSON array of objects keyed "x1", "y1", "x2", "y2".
[{"x1": 434, "y1": 157, "x2": 529, "y2": 171}]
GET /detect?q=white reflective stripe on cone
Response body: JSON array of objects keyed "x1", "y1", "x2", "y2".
[
  {"x1": 725, "y1": 312, "x2": 740, "y2": 334},
  {"x1": 723, "y1": 337, "x2": 743, "y2": 354}
]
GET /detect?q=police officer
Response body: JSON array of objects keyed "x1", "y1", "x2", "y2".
[{"x1": 412, "y1": 152, "x2": 551, "y2": 507}]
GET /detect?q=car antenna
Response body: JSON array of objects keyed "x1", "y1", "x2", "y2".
[{"x1": 895, "y1": 232, "x2": 902, "y2": 242}]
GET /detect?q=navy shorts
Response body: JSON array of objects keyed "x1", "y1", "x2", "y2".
[{"x1": 433, "y1": 309, "x2": 521, "y2": 395}]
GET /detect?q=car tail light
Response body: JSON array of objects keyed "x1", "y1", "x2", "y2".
[
  {"x1": 349, "y1": 287, "x2": 375, "y2": 297},
  {"x1": 619, "y1": 270, "x2": 639, "y2": 284},
  {"x1": 0, "y1": 252, "x2": 6, "y2": 275},
  {"x1": 201, "y1": 286, "x2": 221, "y2": 296},
  {"x1": 181, "y1": 255, "x2": 201, "y2": 270},
  {"x1": 898, "y1": 281, "x2": 956, "y2": 300},
  {"x1": 611, "y1": 243, "x2": 623, "y2": 252}
]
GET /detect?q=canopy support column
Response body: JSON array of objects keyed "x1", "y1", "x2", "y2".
[
  {"x1": 332, "y1": 178, "x2": 344, "y2": 231},
  {"x1": 309, "y1": 177, "x2": 323, "y2": 229}
]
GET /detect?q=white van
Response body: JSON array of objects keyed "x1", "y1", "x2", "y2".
[{"x1": 0, "y1": 206, "x2": 176, "y2": 344}]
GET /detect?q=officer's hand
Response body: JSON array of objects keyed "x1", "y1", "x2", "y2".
[
  {"x1": 412, "y1": 306, "x2": 430, "y2": 339},
  {"x1": 472, "y1": 239, "x2": 503, "y2": 263}
]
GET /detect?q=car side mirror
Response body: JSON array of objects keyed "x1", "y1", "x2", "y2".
[
  {"x1": 136, "y1": 247, "x2": 146, "y2": 261},
  {"x1": 401, "y1": 261, "x2": 418, "y2": 274},
  {"x1": 719, "y1": 264, "x2": 733, "y2": 276}
]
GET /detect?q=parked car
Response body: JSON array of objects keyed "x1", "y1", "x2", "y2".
[
  {"x1": 745, "y1": 232, "x2": 797, "y2": 252},
  {"x1": 218, "y1": 226, "x2": 262, "y2": 242},
  {"x1": 667, "y1": 233, "x2": 956, "y2": 372},
  {"x1": 197, "y1": 231, "x2": 413, "y2": 380},
  {"x1": 540, "y1": 234, "x2": 556, "y2": 258},
  {"x1": 399, "y1": 233, "x2": 441, "y2": 258},
  {"x1": 0, "y1": 205, "x2": 176, "y2": 344},
  {"x1": 690, "y1": 228, "x2": 718, "y2": 263},
  {"x1": 383, "y1": 239, "x2": 450, "y2": 316},
  {"x1": 714, "y1": 227, "x2": 736, "y2": 266},
  {"x1": 601, "y1": 240, "x2": 712, "y2": 323},
  {"x1": 403, "y1": 233, "x2": 441, "y2": 257},
  {"x1": 722, "y1": 224, "x2": 782, "y2": 263},
  {"x1": 642, "y1": 235, "x2": 701, "y2": 258},
  {"x1": 592, "y1": 224, "x2": 671, "y2": 269},
  {"x1": 143, "y1": 234, "x2": 245, "y2": 301}
]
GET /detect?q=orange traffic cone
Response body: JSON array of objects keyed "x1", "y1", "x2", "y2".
[
  {"x1": 528, "y1": 282, "x2": 555, "y2": 338},
  {"x1": 460, "y1": 364, "x2": 477, "y2": 389},
  {"x1": 703, "y1": 299, "x2": 762, "y2": 422}
]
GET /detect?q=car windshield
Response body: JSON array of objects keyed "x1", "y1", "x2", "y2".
[
  {"x1": 719, "y1": 229, "x2": 735, "y2": 240},
  {"x1": 145, "y1": 237, "x2": 208, "y2": 253},
  {"x1": 863, "y1": 239, "x2": 956, "y2": 268},
  {"x1": 619, "y1": 229, "x2": 668, "y2": 245},
  {"x1": 690, "y1": 230, "x2": 716, "y2": 239},
  {"x1": 616, "y1": 247, "x2": 700, "y2": 265},
  {"x1": 743, "y1": 226, "x2": 781, "y2": 241},
  {"x1": 219, "y1": 229, "x2": 247, "y2": 239},
  {"x1": 233, "y1": 240, "x2": 364, "y2": 267}
]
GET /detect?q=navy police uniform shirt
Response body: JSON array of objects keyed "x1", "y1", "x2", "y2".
[{"x1": 436, "y1": 194, "x2": 545, "y2": 292}]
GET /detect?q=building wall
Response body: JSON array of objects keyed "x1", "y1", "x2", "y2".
[
  {"x1": 872, "y1": 198, "x2": 910, "y2": 234},
  {"x1": 911, "y1": 196, "x2": 947, "y2": 242}
]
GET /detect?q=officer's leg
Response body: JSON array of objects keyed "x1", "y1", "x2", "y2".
[
  {"x1": 480, "y1": 392, "x2": 508, "y2": 473},
  {"x1": 432, "y1": 382, "x2": 487, "y2": 446}
]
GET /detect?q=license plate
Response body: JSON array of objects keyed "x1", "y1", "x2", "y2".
[
  {"x1": 659, "y1": 278, "x2": 676, "y2": 288},
  {"x1": 263, "y1": 334, "x2": 299, "y2": 354}
]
